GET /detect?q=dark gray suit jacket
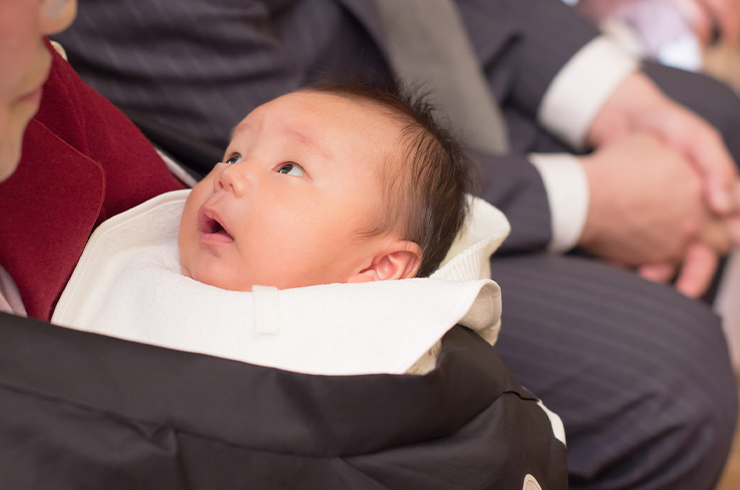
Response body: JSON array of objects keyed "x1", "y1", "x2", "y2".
[
  {"x1": 57, "y1": 0, "x2": 740, "y2": 252},
  {"x1": 56, "y1": 0, "x2": 600, "y2": 252}
]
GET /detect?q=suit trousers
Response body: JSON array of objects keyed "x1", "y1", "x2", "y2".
[{"x1": 491, "y1": 61, "x2": 740, "y2": 489}]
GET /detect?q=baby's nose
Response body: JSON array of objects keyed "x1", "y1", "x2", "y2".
[{"x1": 214, "y1": 162, "x2": 251, "y2": 197}]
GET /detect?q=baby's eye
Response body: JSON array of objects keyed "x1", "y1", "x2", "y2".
[
  {"x1": 224, "y1": 153, "x2": 242, "y2": 165},
  {"x1": 277, "y1": 163, "x2": 305, "y2": 177}
]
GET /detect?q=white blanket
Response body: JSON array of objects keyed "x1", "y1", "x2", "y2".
[{"x1": 52, "y1": 190, "x2": 511, "y2": 375}]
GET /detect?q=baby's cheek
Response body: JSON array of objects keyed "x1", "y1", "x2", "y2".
[
  {"x1": 177, "y1": 207, "x2": 199, "y2": 279},
  {"x1": 177, "y1": 235, "x2": 194, "y2": 280}
]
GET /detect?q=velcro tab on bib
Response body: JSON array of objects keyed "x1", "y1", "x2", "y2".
[{"x1": 252, "y1": 285, "x2": 280, "y2": 335}]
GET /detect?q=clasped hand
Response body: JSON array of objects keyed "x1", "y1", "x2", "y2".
[{"x1": 580, "y1": 72, "x2": 740, "y2": 298}]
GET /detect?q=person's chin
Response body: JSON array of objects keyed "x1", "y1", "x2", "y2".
[
  {"x1": 0, "y1": 137, "x2": 24, "y2": 183},
  {"x1": 0, "y1": 103, "x2": 41, "y2": 181}
]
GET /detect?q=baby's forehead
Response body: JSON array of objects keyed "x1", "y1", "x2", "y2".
[
  {"x1": 248, "y1": 92, "x2": 407, "y2": 149},
  {"x1": 307, "y1": 91, "x2": 407, "y2": 124},
  {"x1": 298, "y1": 91, "x2": 412, "y2": 147},
  {"x1": 237, "y1": 91, "x2": 403, "y2": 133}
]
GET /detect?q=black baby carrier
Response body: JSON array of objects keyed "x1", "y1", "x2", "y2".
[{"x1": 0, "y1": 312, "x2": 566, "y2": 489}]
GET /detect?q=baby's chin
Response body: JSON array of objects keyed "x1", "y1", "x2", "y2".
[
  {"x1": 178, "y1": 255, "x2": 355, "y2": 292},
  {"x1": 179, "y1": 260, "x2": 264, "y2": 292}
]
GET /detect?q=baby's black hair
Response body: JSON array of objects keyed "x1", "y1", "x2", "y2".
[{"x1": 306, "y1": 78, "x2": 474, "y2": 277}]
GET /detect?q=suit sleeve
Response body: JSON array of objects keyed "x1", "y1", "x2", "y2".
[
  {"x1": 473, "y1": 150, "x2": 554, "y2": 254},
  {"x1": 456, "y1": 0, "x2": 601, "y2": 118},
  {"x1": 56, "y1": 0, "x2": 580, "y2": 254},
  {"x1": 453, "y1": 0, "x2": 602, "y2": 253}
]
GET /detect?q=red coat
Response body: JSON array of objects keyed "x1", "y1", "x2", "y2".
[{"x1": 0, "y1": 40, "x2": 183, "y2": 321}]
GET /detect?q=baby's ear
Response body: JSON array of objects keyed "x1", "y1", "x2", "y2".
[{"x1": 347, "y1": 241, "x2": 422, "y2": 283}]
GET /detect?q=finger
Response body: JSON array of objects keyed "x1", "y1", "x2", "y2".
[
  {"x1": 638, "y1": 263, "x2": 677, "y2": 283},
  {"x1": 652, "y1": 106, "x2": 738, "y2": 214},
  {"x1": 726, "y1": 215, "x2": 740, "y2": 245},
  {"x1": 699, "y1": 215, "x2": 733, "y2": 253},
  {"x1": 730, "y1": 180, "x2": 740, "y2": 213},
  {"x1": 675, "y1": 242, "x2": 720, "y2": 297},
  {"x1": 679, "y1": 0, "x2": 716, "y2": 43},
  {"x1": 704, "y1": 0, "x2": 740, "y2": 44},
  {"x1": 682, "y1": 128, "x2": 738, "y2": 214}
]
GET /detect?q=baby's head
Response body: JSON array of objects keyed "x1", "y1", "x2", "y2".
[{"x1": 178, "y1": 81, "x2": 472, "y2": 291}]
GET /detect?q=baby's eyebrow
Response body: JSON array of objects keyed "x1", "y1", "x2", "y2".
[
  {"x1": 230, "y1": 118, "x2": 332, "y2": 161},
  {"x1": 229, "y1": 122, "x2": 249, "y2": 143},
  {"x1": 285, "y1": 126, "x2": 333, "y2": 161}
]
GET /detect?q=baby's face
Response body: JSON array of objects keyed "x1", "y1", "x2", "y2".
[{"x1": 178, "y1": 92, "x2": 402, "y2": 291}]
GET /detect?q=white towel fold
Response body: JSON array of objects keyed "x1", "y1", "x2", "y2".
[{"x1": 52, "y1": 190, "x2": 511, "y2": 375}]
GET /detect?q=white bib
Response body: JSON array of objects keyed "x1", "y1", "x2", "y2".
[{"x1": 52, "y1": 190, "x2": 510, "y2": 375}]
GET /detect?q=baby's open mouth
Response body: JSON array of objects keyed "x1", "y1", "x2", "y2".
[{"x1": 198, "y1": 208, "x2": 234, "y2": 242}]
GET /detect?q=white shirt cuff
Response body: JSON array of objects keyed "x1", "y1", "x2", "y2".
[
  {"x1": 538, "y1": 36, "x2": 639, "y2": 150},
  {"x1": 529, "y1": 153, "x2": 589, "y2": 253}
]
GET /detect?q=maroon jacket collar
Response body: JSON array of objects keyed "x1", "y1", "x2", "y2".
[
  {"x1": 0, "y1": 120, "x2": 105, "y2": 321},
  {"x1": 0, "y1": 40, "x2": 183, "y2": 321}
]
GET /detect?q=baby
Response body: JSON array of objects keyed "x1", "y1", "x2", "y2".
[
  {"x1": 52, "y1": 81, "x2": 501, "y2": 376},
  {"x1": 178, "y1": 81, "x2": 472, "y2": 291}
]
